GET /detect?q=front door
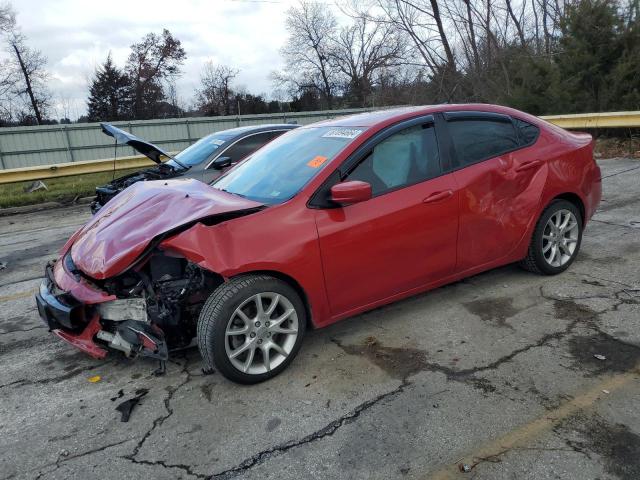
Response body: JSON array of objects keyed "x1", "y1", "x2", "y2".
[{"x1": 314, "y1": 121, "x2": 459, "y2": 316}]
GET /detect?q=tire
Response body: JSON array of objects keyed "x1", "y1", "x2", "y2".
[
  {"x1": 197, "y1": 274, "x2": 307, "y2": 384},
  {"x1": 519, "y1": 199, "x2": 583, "y2": 275}
]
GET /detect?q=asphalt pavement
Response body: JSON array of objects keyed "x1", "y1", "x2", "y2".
[{"x1": 0, "y1": 157, "x2": 639, "y2": 480}]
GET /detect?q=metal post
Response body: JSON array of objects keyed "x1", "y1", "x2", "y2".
[
  {"x1": 62, "y1": 125, "x2": 74, "y2": 162},
  {"x1": 185, "y1": 118, "x2": 193, "y2": 144},
  {"x1": 0, "y1": 133, "x2": 5, "y2": 169}
]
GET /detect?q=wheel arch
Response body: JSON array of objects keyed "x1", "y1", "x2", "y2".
[
  {"x1": 550, "y1": 192, "x2": 586, "y2": 226},
  {"x1": 232, "y1": 270, "x2": 315, "y2": 330}
]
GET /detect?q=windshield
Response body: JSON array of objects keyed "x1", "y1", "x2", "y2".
[
  {"x1": 166, "y1": 133, "x2": 231, "y2": 168},
  {"x1": 213, "y1": 126, "x2": 361, "y2": 204}
]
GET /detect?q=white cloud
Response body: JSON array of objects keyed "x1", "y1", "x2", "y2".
[{"x1": 7, "y1": 0, "x2": 313, "y2": 119}]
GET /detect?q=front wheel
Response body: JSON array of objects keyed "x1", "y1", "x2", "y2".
[
  {"x1": 519, "y1": 199, "x2": 583, "y2": 275},
  {"x1": 197, "y1": 275, "x2": 306, "y2": 384}
]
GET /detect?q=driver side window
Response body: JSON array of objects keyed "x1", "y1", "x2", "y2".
[{"x1": 346, "y1": 124, "x2": 440, "y2": 196}]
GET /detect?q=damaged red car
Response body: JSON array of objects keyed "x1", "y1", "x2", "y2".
[{"x1": 36, "y1": 105, "x2": 601, "y2": 383}]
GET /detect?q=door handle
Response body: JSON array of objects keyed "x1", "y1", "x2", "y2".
[
  {"x1": 514, "y1": 160, "x2": 542, "y2": 173},
  {"x1": 422, "y1": 190, "x2": 453, "y2": 204}
]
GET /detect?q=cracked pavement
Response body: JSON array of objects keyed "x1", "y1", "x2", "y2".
[{"x1": 1, "y1": 157, "x2": 639, "y2": 480}]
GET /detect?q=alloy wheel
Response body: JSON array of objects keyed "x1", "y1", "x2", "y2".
[
  {"x1": 542, "y1": 209, "x2": 579, "y2": 267},
  {"x1": 224, "y1": 292, "x2": 299, "y2": 375}
]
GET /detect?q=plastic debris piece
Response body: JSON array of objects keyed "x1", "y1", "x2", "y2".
[
  {"x1": 593, "y1": 354, "x2": 606, "y2": 361},
  {"x1": 59, "y1": 449, "x2": 70, "y2": 457},
  {"x1": 602, "y1": 389, "x2": 610, "y2": 394},
  {"x1": 24, "y1": 180, "x2": 48, "y2": 193},
  {"x1": 115, "y1": 388, "x2": 149, "y2": 422},
  {"x1": 88, "y1": 375, "x2": 101, "y2": 383},
  {"x1": 459, "y1": 463, "x2": 472, "y2": 473},
  {"x1": 110, "y1": 389, "x2": 124, "y2": 402}
]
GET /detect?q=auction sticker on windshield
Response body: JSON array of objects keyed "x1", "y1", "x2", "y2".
[
  {"x1": 321, "y1": 128, "x2": 362, "y2": 139},
  {"x1": 307, "y1": 155, "x2": 328, "y2": 168}
]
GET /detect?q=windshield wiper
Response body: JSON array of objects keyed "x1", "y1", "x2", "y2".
[{"x1": 219, "y1": 188, "x2": 247, "y2": 199}]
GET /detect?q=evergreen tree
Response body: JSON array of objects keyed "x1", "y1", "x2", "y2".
[{"x1": 87, "y1": 53, "x2": 130, "y2": 122}]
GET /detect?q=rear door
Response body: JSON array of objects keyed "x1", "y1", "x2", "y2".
[
  {"x1": 444, "y1": 112, "x2": 547, "y2": 271},
  {"x1": 314, "y1": 117, "x2": 459, "y2": 316}
]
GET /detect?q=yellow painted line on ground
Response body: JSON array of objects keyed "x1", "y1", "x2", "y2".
[
  {"x1": 428, "y1": 364, "x2": 640, "y2": 479},
  {"x1": 0, "y1": 289, "x2": 38, "y2": 303}
]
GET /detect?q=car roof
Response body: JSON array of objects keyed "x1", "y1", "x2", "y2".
[
  {"x1": 306, "y1": 104, "x2": 543, "y2": 130},
  {"x1": 214, "y1": 124, "x2": 299, "y2": 138}
]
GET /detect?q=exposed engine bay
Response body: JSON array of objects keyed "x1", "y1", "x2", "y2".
[
  {"x1": 91, "y1": 164, "x2": 181, "y2": 214},
  {"x1": 76, "y1": 251, "x2": 222, "y2": 363}
]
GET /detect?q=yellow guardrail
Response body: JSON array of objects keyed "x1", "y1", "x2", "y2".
[
  {"x1": 0, "y1": 154, "x2": 175, "y2": 185},
  {"x1": 540, "y1": 111, "x2": 640, "y2": 129},
  {"x1": 0, "y1": 111, "x2": 638, "y2": 185}
]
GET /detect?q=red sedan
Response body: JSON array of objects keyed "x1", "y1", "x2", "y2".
[{"x1": 36, "y1": 105, "x2": 602, "y2": 383}]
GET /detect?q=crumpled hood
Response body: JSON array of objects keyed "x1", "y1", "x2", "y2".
[{"x1": 70, "y1": 178, "x2": 262, "y2": 279}]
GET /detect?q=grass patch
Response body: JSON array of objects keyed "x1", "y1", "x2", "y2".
[{"x1": 0, "y1": 168, "x2": 140, "y2": 209}]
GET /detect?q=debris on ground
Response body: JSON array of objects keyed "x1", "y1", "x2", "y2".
[
  {"x1": 87, "y1": 375, "x2": 101, "y2": 383},
  {"x1": 115, "y1": 388, "x2": 149, "y2": 422},
  {"x1": 594, "y1": 354, "x2": 607, "y2": 361},
  {"x1": 154, "y1": 360, "x2": 166, "y2": 376},
  {"x1": 365, "y1": 335, "x2": 379, "y2": 347},
  {"x1": 24, "y1": 180, "x2": 48, "y2": 193},
  {"x1": 110, "y1": 389, "x2": 124, "y2": 402},
  {"x1": 59, "y1": 449, "x2": 70, "y2": 457},
  {"x1": 602, "y1": 389, "x2": 610, "y2": 394},
  {"x1": 459, "y1": 463, "x2": 472, "y2": 472}
]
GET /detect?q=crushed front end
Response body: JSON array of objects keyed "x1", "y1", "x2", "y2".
[{"x1": 36, "y1": 247, "x2": 220, "y2": 363}]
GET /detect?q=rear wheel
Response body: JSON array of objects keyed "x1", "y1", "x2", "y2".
[
  {"x1": 197, "y1": 274, "x2": 306, "y2": 384},
  {"x1": 519, "y1": 199, "x2": 583, "y2": 275}
]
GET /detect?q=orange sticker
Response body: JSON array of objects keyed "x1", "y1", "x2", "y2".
[{"x1": 307, "y1": 155, "x2": 328, "y2": 168}]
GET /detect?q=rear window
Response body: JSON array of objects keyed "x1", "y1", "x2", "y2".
[
  {"x1": 447, "y1": 119, "x2": 519, "y2": 166},
  {"x1": 514, "y1": 119, "x2": 540, "y2": 146}
]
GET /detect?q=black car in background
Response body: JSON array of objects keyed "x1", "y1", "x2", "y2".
[{"x1": 91, "y1": 123, "x2": 299, "y2": 213}]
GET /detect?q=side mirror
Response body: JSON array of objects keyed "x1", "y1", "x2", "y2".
[
  {"x1": 211, "y1": 156, "x2": 232, "y2": 170},
  {"x1": 330, "y1": 181, "x2": 372, "y2": 205}
]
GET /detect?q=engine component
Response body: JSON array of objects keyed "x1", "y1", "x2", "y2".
[
  {"x1": 97, "y1": 320, "x2": 168, "y2": 360},
  {"x1": 96, "y1": 298, "x2": 148, "y2": 322}
]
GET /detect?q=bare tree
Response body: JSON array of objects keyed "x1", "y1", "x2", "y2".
[
  {"x1": 0, "y1": 3, "x2": 50, "y2": 125},
  {"x1": 329, "y1": 15, "x2": 407, "y2": 106},
  {"x1": 6, "y1": 32, "x2": 51, "y2": 124},
  {"x1": 125, "y1": 29, "x2": 186, "y2": 119},
  {"x1": 195, "y1": 62, "x2": 239, "y2": 116},
  {"x1": 0, "y1": 1, "x2": 14, "y2": 32},
  {"x1": 275, "y1": 1, "x2": 339, "y2": 109}
]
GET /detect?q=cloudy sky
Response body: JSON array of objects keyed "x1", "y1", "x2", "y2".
[{"x1": 9, "y1": 0, "x2": 341, "y2": 119}]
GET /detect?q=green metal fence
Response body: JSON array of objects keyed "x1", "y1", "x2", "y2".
[{"x1": 0, "y1": 108, "x2": 374, "y2": 170}]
